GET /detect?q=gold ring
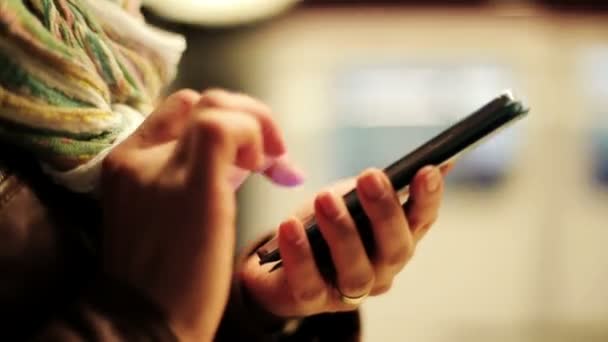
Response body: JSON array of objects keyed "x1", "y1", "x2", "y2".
[{"x1": 338, "y1": 289, "x2": 369, "y2": 306}]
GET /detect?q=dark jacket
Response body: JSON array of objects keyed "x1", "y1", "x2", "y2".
[{"x1": 0, "y1": 149, "x2": 360, "y2": 341}]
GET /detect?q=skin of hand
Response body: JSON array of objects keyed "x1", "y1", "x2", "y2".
[
  {"x1": 239, "y1": 157, "x2": 454, "y2": 318},
  {"x1": 100, "y1": 89, "x2": 304, "y2": 341}
]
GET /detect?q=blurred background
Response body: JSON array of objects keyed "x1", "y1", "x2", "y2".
[{"x1": 143, "y1": 1, "x2": 608, "y2": 341}]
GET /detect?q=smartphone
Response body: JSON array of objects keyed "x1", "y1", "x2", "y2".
[{"x1": 256, "y1": 90, "x2": 530, "y2": 280}]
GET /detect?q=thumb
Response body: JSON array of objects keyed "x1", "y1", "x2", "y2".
[{"x1": 229, "y1": 155, "x2": 306, "y2": 190}]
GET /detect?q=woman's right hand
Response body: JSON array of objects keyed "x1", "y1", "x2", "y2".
[{"x1": 101, "y1": 89, "x2": 302, "y2": 341}]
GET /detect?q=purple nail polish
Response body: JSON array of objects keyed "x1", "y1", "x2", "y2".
[{"x1": 270, "y1": 166, "x2": 306, "y2": 186}]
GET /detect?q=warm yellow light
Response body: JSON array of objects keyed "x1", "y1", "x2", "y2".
[{"x1": 142, "y1": 0, "x2": 301, "y2": 26}]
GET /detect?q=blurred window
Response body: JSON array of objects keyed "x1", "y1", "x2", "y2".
[
  {"x1": 329, "y1": 62, "x2": 525, "y2": 187},
  {"x1": 580, "y1": 46, "x2": 608, "y2": 187}
]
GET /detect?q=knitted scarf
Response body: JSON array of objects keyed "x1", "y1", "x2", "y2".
[{"x1": 0, "y1": 0, "x2": 186, "y2": 192}]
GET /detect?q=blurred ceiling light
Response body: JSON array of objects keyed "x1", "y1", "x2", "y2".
[{"x1": 142, "y1": 0, "x2": 301, "y2": 26}]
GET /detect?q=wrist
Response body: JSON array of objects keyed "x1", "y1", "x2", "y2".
[
  {"x1": 219, "y1": 232, "x2": 304, "y2": 339},
  {"x1": 238, "y1": 276, "x2": 303, "y2": 334}
]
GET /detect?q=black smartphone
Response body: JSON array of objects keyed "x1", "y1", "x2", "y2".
[{"x1": 256, "y1": 90, "x2": 530, "y2": 280}]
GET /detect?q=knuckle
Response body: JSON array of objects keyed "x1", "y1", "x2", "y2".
[
  {"x1": 169, "y1": 89, "x2": 200, "y2": 109},
  {"x1": 383, "y1": 245, "x2": 414, "y2": 268},
  {"x1": 380, "y1": 195, "x2": 403, "y2": 213},
  {"x1": 151, "y1": 118, "x2": 171, "y2": 133},
  {"x1": 199, "y1": 88, "x2": 230, "y2": 107},
  {"x1": 156, "y1": 170, "x2": 184, "y2": 190},
  {"x1": 370, "y1": 281, "x2": 393, "y2": 296},
  {"x1": 102, "y1": 152, "x2": 141, "y2": 184},
  {"x1": 193, "y1": 115, "x2": 229, "y2": 145},
  {"x1": 293, "y1": 286, "x2": 327, "y2": 305},
  {"x1": 414, "y1": 223, "x2": 433, "y2": 241},
  {"x1": 237, "y1": 92, "x2": 272, "y2": 112},
  {"x1": 410, "y1": 213, "x2": 437, "y2": 231},
  {"x1": 421, "y1": 222, "x2": 434, "y2": 232},
  {"x1": 324, "y1": 215, "x2": 358, "y2": 241},
  {"x1": 103, "y1": 151, "x2": 128, "y2": 175},
  {"x1": 366, "y1": 195, "x2": 401, "y2": 218},
  {"x1": 252, "y1": 103, "x2": 274, "y2": 121},
  {"x1": 341, "y1": 273, "x2": 375, "y2": 295},
  {"x1": 116, "y1": 159, "x2": 140, "y2": 180},
  {"x1": 256, "y1": 103, "x2": 273, "y2": 117},
  {"x1": 102, "y1": 152, "x2": 121, "y2": 174},
  {"x1": 425, "y1": 216, "x2": 438, "y2": 228},
  {"x1": 333, "y1": 212, "x2": 354, "y2": 230}
]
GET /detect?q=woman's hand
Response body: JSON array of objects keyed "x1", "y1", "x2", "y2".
[
  {"x1": 240, "y1": 164, "x2": 453, "y2": 318},
  {"x1": 101, "y1": 89, "x2": 303, "y2": 341}
]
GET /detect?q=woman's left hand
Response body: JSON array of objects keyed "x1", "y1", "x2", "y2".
[{"x1": 240, "y1": 164, "x2": 453, "y2": 318}]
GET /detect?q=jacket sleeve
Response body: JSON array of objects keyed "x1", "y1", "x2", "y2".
[
  {"x1": 29, "y1": 235, "x2": 361, "y2": 342},
  {"x1": 31, "y1": 276, "x2": 179, "y2": 342},
  {"x1": 0, "y1": 159, "x2": 178, "y2": 342},
  {"x1": 0, "y1": 158, "x2": 360, "y2": 342},
  {"x1": 29, "y1": 236, "x2": 359, "y2": 342},
  {"x1": 31, "y1": 269, "x2": 360, "y2": 342}
]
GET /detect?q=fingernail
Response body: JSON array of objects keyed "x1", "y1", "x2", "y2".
[
  {"x1": 264, "y1": 155, "x2": 306, "y2": 187},
  {"x1": 318, "y1": 192, "x2": 340, "y2": 219},
  {"x1": 270, "y1": 164, "x2": 306, "y2": 186},
  {"x1": 281, "y1": 219, "x2": 302, "y2": 244},
  {"x1": 360, "y1": 172, "x2": 385, "y2": 200},
  {"x1": 425, "y1": 168, "x2": 440, "y2": 193}
]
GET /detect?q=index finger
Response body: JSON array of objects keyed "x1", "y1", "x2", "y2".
[
  {"x1": 405, "y1": 166, "x2": 445, "y2": 242},
  {"x1": 197, "y1": 89, "x2": 286, "y2": 157}
]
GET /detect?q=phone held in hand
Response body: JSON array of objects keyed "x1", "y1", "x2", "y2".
[{"x1": 256, "y1": 90, "x2": 530, "y2": 279}]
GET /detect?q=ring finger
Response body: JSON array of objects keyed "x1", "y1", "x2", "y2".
[{"x1": 314, "y1": 191, "x2": 375, "y2": 306}]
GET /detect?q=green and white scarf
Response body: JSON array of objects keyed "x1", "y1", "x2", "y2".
[{"x1": 0, "y1": 0, "x2": 186, "y2": 192}]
